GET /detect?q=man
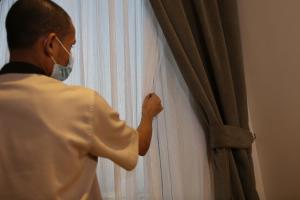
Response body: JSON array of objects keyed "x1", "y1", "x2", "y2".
[{"x1": 0, "y1": 0, "x2": 163, "y2": 199}]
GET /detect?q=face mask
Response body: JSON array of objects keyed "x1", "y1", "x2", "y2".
[{"x1": 50, "y1": 37, "x2": 74, "y2": 81}]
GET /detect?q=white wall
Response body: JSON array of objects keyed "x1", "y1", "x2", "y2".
[{"x1": 238, "y1": 1, "x2": 300, "y2": 199}]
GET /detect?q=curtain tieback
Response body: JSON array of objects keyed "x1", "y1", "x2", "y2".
[{"x1": 209, "y1": 125, "x2": 255, "y2": 149}]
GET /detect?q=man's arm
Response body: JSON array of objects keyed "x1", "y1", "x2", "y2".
[
  {"x1": 137, "y1": 93, "x2": 163, "y2": 156},
  {"x1": 137, "y1": 114, "x2": 153, "y2": 156}
]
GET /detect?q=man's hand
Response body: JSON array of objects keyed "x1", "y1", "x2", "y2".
[{"x1": 142, "y1": 93, "x2": 163, "y2": 119}]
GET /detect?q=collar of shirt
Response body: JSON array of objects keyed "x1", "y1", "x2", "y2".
[{"x1": 0, "y1": 62, "x2": 47, "y2": 76}]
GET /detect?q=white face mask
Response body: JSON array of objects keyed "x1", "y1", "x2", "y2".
[{"x1": 50, "y1": 37, "x2": 74, "y2": 81}]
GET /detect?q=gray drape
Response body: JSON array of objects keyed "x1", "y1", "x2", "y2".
[{"x1": 149, "y1": 0, "x2": 259, "y2": 199}]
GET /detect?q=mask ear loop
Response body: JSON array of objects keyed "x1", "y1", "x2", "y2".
[
  {"x1": 55, "y1": 36, "x2": 72, "y2": 56},
  {"x1": 54, "y1": 36, "x2": 74, "y2": 67},
  {"x1": 50, "y1": 56, "x2": 57, "y2": 64}
]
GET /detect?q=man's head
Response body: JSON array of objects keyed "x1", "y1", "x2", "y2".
[{"x1": 6, "y1": 0, "x2": 76, "y2": 76}]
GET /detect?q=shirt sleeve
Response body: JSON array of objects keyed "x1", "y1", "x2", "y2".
[{"x1": 89, "y1": 92, "x2": 139, "y2": 170}]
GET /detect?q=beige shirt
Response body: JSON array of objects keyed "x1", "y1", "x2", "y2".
[{"x1": 0, "y1": 73, "x2": 139, "y2": 199}]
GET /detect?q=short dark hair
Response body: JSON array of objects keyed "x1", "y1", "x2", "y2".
[{"x1": 5, "y1": 0, "x2": 72, "y2": 50}]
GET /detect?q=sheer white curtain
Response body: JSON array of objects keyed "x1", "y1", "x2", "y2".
[
  {"x1": 142, "y1": 2, "x2": 213, "y2": 199},
  {"x1": 56, "y1": 1, "x2": 146, "y2": 198},
  {"x1": 0, "y1": 0, "x2": 214, "y2": 199}
]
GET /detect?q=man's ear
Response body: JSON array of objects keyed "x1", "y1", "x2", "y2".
[{"x1": 44, "y1": 33, "x2": 57, "y2": 57}]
